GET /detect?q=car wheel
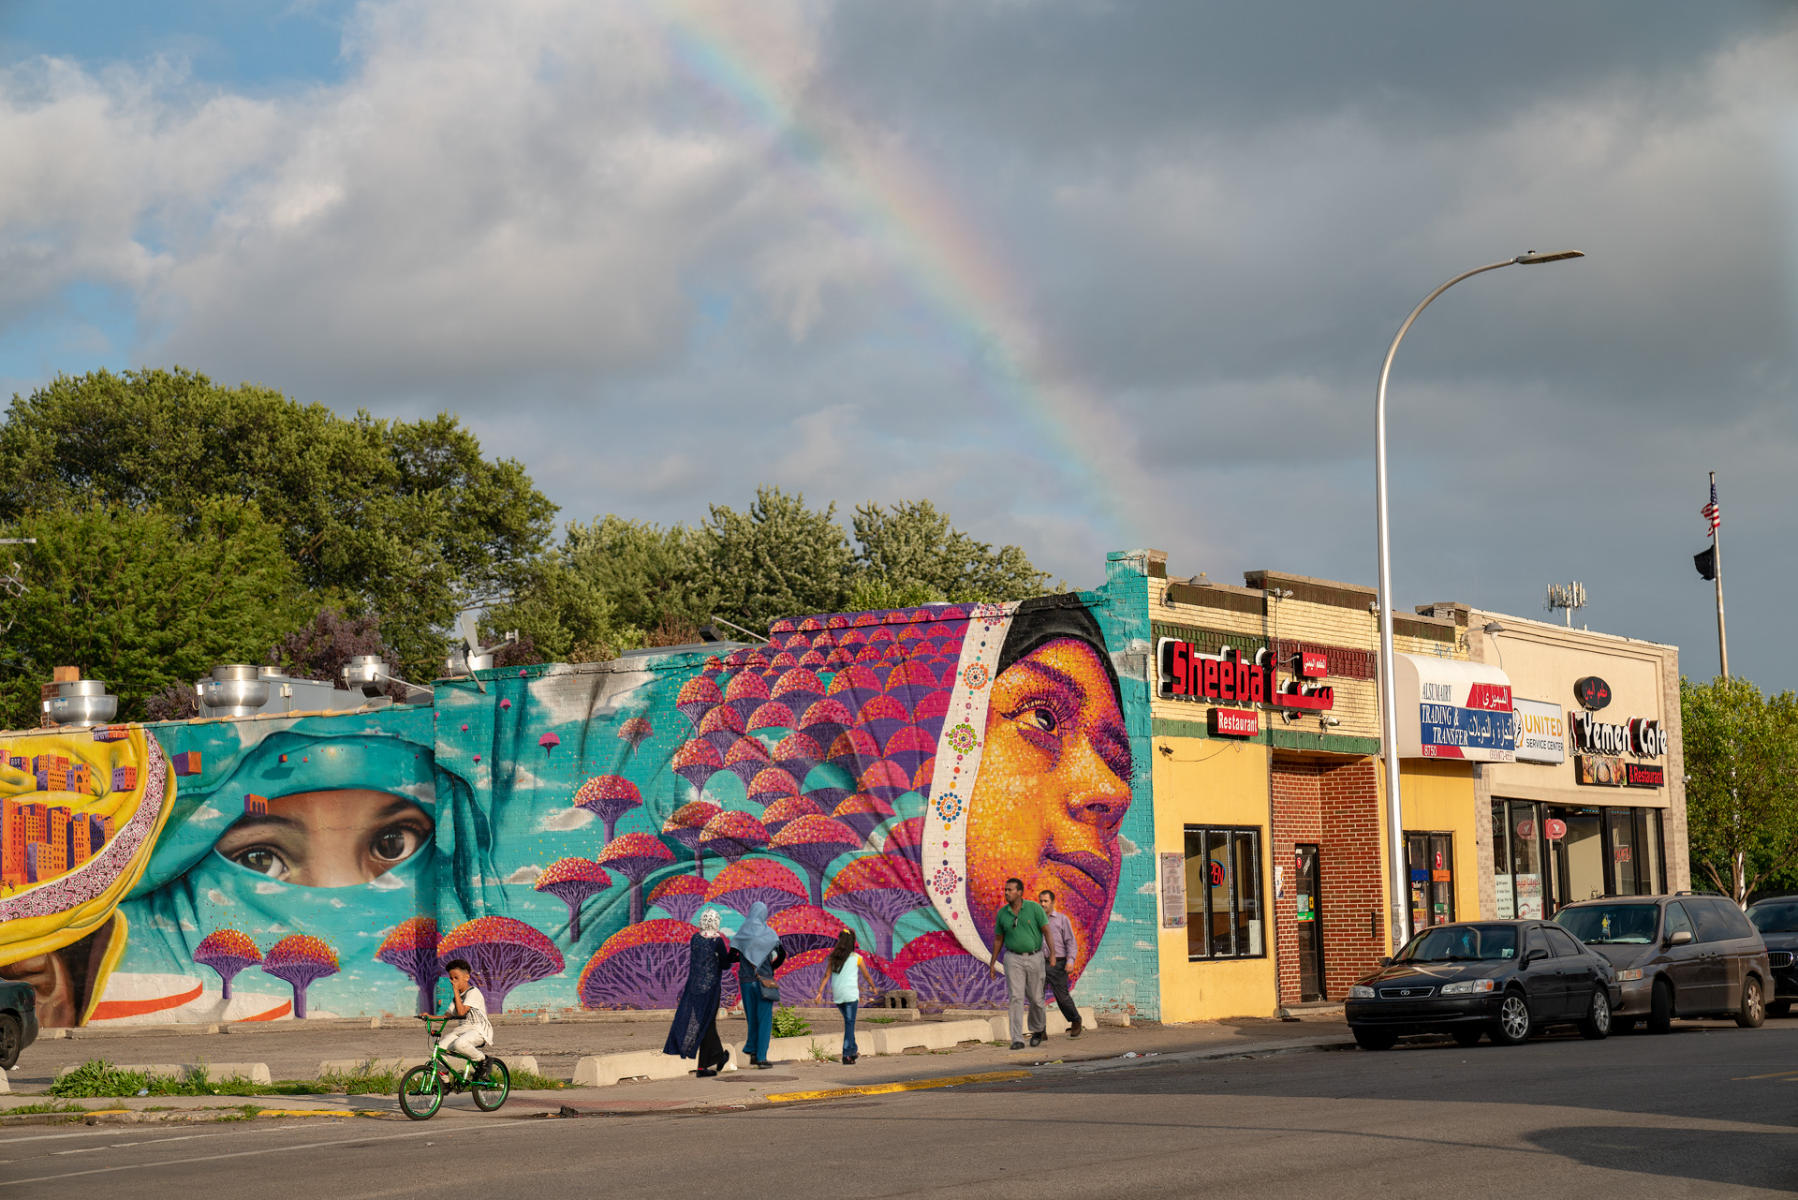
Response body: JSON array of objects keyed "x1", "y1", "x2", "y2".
[
  {"x1": 1490, "y1": 992, "x2": 1533, "y2": 1045},
  {"x1": 1579, "y1": 988, "x2": 1612, "y2": 1040},
  {"x1": 1768, "y1": 1000, "x2": 1791, "y2": 1019},
  {"x1": 1736, "y1": 976, "x2": 1765, "y2": 1029},
  {"x1": 1647, "y1": 980, "x2": 1673, "y2": 1034},
  {"x1": 0, "y1": 1013, "x2": 19, "y2": 1071},
  {"x1": 1451, "y1": 1028, "x2": 1483, "y2": 1047},
  {"x1": 1352, "y1": 1027, "x2": 1397, "y2": 1051}
]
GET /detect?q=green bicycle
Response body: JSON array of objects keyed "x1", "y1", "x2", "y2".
[{"x1": 399, "y1": 1014, "x2": 510, "y2": 1120}]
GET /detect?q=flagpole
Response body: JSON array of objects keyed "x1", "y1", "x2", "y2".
[{"x1": 1712, "y1": 470, "x2": 1729, "y2": 679}]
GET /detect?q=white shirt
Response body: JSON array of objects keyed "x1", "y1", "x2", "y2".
[{"x1": 452, "y1": 985, "x2": 493, "y2": 1042}]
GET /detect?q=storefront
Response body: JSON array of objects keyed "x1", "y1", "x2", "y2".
[
  {"x1": 1464, "y1": 609, "x2": 1688, "y2": 916},
  {"x1": 1145, "y1": 559, "x2": 1480, "y2": 1019}
]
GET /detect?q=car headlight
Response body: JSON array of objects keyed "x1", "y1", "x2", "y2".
[
  {"x1": 1348, "y1": 985, "x2": 1376, "y2": 999},
  {"x1": 1615, "y1": 968, "x2": 1644, "y2": 982},
  {"x1": 1440, "y1": 979, "x2": 1496, "y2": 995}
]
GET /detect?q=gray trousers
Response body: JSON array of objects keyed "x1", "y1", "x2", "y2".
[{"x1": 1003, "y1": 949, "x2": 1047, "y2": 1043}]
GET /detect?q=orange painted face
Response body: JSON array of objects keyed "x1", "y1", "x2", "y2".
[
  {"x1": 213, "y1": 789, "x2": 433, "y2": 888},
  {"x1": 965, "y1": 637, "x2": 1131, "y2": 975}
]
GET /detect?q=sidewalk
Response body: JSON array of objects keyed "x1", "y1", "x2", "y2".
[{"x1": 0, "y1": 1010, "x2": 1350, "y2": 1124}]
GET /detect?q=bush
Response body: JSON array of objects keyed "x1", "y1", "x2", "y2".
[{"x1": 771, "y1": 1006, "x2": 811, "y2": 1038}]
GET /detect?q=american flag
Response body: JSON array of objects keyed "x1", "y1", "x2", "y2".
[{"x1": 1701, "y1": 481, "x2": 1720, "y2": 536}]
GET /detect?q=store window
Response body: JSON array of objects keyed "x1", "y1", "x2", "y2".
[
  {"x1": 1184, "y1": 826, "x2": 1264, "y2": 960},
  {"x1": 1405, "y1": 831, "x2": 1455, "y2": 928},
  {"x1": 1492, "y1": 800, "x2": 1546, "y2": 919}
]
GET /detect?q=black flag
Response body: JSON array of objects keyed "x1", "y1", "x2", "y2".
[{"x1": 1694, "y1": 545, "x2": 1716, "y2": 581}]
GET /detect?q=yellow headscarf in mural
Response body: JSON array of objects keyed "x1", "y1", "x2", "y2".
[{"x1": 0, "y1": 725, "x2": 174, "y2": 1024}]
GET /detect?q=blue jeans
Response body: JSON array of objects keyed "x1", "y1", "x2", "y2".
[
  {"x1": 837, "y1": 1000, "x2": 859, "y2": 1057},
  {"x1": 743, "y1": 989, "x2": 774, "y2": 1062}
]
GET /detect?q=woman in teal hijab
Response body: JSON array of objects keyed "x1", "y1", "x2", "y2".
[{"x1": 113, "y1": 718, "x2": 440, "y2": 1021}]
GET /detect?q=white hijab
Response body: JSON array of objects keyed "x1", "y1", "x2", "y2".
[{"x1": 697, "y1": 908, "x2": 723, "y2": 939}]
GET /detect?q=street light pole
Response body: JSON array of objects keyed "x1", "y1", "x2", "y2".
[{"x1": 1375, "y1": 250, "x2": 1583, "y2": 952}]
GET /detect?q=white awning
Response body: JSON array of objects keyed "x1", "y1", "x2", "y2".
[{"x1": 1393, "y1": 654, "x2": 1516, "y2": 762}]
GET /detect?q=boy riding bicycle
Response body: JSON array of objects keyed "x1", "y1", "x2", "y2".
[{"x1": 424, "y1": 958, "x2": 493, "y2": 1081}]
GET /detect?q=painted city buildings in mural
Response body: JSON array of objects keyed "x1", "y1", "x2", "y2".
[{"x1": 0, "y1": 584, "x2": 1157, "y2": 1027}]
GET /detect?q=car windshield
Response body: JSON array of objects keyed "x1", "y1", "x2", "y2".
[
  {"x1": 1399, "y1": 925, "x2": 1518, "y2": 962},
  {"x1": 1748, "y1": 901, "x2": 1798, "y2": 933},
  {"x1": 1556, "y1": 904, "x2": 1659, "y2": 945}
]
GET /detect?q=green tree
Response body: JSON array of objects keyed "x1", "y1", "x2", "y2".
[
  {"x1": 1681, "y1": 676, "x2": 1798, "y2": 904},
  {"x1": 0, "y1": 368, "x2": 556, "y2": 675},
  {"x1": 851, "y1": 499, "x2": 1050, "y2": 603},
  {"x1": 0, "y1": 501, "x2": 305, "y2": 726},
  {"x1": 562, "y1": 516, "x2": 715, "y2": 635},
  {"x1": 703, "y1": 487, "x2": 856, "y2": 633}
]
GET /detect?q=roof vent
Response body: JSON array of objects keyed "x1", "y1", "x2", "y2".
[
  {"x1": 198, "y1": 664, "x2": 271, "y2": 717},
  {"x1": 43, "y1": 679, "x2": 118, "y2": 726}
]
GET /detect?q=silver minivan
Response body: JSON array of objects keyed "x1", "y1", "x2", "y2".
[{"x1": 1554, "y1": 894, "x2": 1771, "y2": 1032}]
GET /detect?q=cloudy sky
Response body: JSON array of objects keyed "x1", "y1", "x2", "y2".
[{"x1": 2, "y1": 1, "x2": 1794, "y2": 686}]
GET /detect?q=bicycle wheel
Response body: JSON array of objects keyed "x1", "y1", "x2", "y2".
[
  {"x1": 471, "y1": 1057, "x2": 510, "y2": 1111},
  {"x1": 398, "y1": 1064, "x2": 444, "y2": 1121}
]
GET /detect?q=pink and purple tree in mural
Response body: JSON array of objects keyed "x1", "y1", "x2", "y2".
[
  {"x1": 894, "y1": 931, "x2": 1006, "y2": 1008},
  {"x1": 192, "y1": 928, "x2": 261, "y2": 1001},
  {"x1": 822, "y1": 854, "x2": 929, "y2": 960},
  {"x1": 577, "y1": 919, "x2": 702, "y2": 1009},
  {"x1": 618, "y1": 716, "x2": 654, "y2": 758},
  {"x1": 831, "y1": 792, "x2": 896, "y2": 840},
  {"x1": 648, "y1": 872, "x2": 709, "y2": 922},
  {"x1": 705, "y1": 857, "x2": 808, "y2": 917},
  {"x1": 661, "y1": 801, "x2": 721, "y2": 872},
  {"x1": 533, "y1": 858, "x2": 613, "y2": 942},
  {"x1": 436, "y1": 916, "x2": 565, "y2": 1013},
  {"x1": 760, "y1": 794, "x2": 824, "y2": 834},
  {"x1": 698, "y1": 810, "x2": 770, "y2": 866},
  {"x1": 883, "y1": 817, "x2": 926, "y2": 871},
  {"x1": 261, "y1": 934, "x2": 339, "y2": 1019},
  {"x1": 596, "y1": 832, "x2": 676, "y2": 924},
  {"x1": 573, "y1": 774, "x2": 644, "y2": 842},
  {"x1": 769, "y1": 814, "x2": 862, "y2": 906},
  {"x1": 375, "y1": 917, "x2": 442, "y2": 1013},
  {"x1": 768, "y1": 904, "x2": 847, "y2": 955}
]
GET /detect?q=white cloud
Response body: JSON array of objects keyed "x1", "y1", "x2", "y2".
[
  {"x1": 504, "y1": 865, "x2": 544, "y2": 886},
  {"x1": 192, "y1": 803, "x2": 225, "y2": 822},
  {"x1": 368, "y1": 871, "x2": 405, "y2": 890},
  {"x1": 205, "y1": 888, "x2": 230, "y2": 906},
  {"x1": 254, "y1": 881, "x2": 284, "y2": 895},
  {"x1": 538, "y1": 807, "x2": 594, "y2": 832}
]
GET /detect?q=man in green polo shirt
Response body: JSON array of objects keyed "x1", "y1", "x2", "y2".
[{"x1": 989, "y1": 876, "x2": 1049, "y2": 1048}]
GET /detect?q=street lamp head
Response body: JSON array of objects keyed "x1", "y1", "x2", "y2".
[{"x1": 1513, "y1": 249, "x2": 1585, "y2": 265}]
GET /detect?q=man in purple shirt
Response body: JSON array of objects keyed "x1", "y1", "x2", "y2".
[{"x1": 1039, "y1": 889, "x2": 1083, "y2": 1037}]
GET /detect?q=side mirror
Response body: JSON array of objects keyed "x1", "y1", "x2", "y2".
[
  {"x1": 1521, "y1": 948, "x2": 1547, "y2": 968},
  {"x1": 1378, "y1": 956, "x2": 1392, "y2": 967},
  {"x1": 1666, "y1": 929, "x2": 1693, "y2": 947}
]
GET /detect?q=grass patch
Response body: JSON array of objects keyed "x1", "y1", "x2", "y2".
[
  {"x1": 507, "y1": 1067, "x2": 566, "y2": 1090},
  {"x1": 315, "y1": 1063, "x2": 401, "y2": 1095},
  {"x1": 862, "y1": 1016, "x2": 901, "y2": 1024},
  {"x1": 4, "y1": 1100, "x2": 87, "y2": 1115}
]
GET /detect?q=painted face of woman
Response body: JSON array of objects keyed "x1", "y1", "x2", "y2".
[
  {"x1": 212, "y1": 788, "x2": 434, "y2": 888},
  {"x1": 963, "y1": 636, "x2": 1131, "y2": 975}
]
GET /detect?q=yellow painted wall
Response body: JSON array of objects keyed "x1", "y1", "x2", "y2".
[
  {"x1": 1398, "y1": 760, "x2": 1479, "y2": 928},
  {"x1": 1154, "y1": 737, "x2": 1279, "y2": 1022}
]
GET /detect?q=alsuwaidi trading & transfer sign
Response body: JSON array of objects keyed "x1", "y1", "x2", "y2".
[{"x1": 1393, "y1": 655, "x2": 1516, "y2": 762}]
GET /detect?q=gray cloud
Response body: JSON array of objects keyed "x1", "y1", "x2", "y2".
[{"x1": 2, "y1": 0, "x2": 1795, "y2": 684}]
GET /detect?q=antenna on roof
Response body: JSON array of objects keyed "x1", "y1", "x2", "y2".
[{"x1": 1545, "y1": 581, "x2": 1586, "y2": 627}]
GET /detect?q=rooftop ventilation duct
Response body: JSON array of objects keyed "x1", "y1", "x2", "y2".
[
  {"x1": 42, "y1": 679, "x2": 118, "y2": 726},
  {"x1": 197, "y1": 664, "x2": 271, "y2": 717}
]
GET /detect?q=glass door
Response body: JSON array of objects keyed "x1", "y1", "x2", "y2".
[{"x1": 1294, "y1": 844, "x2": 1323, "y2": 1001}]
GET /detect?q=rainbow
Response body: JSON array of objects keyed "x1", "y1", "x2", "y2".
[{"x1": 652, "y1": 0, "x2": 1133, "y2": 536}]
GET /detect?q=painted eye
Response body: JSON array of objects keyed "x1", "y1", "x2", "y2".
[
  {"x1": 371, "y1": 826, "x2": 418, "y2": 863},
  {"x1": 234, "y1": 847, "x2": 288, "y2": 880},
  {"x1": 1029, "y1": 707, "x2": 1058, "y2": 733}
]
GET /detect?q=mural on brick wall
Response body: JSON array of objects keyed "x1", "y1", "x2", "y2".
[{"x1": 0, "y1": 588, "x2": 1158, "y2": 1026}]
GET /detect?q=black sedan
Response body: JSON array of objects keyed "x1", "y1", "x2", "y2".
[
  {"x1": 1345, "y1": 920, "x2": 1620, "y2": 1049},
  {"x1": 1747, "y1": 896, "x2": 1798, "y2": 1017},
  {"x1": 0, "y1": 978, "x2": 38, "y2": 1070}
]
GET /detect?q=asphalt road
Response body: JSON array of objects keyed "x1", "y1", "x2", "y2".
[{"x1": 6, "y1": 1022, "x2": 1796, "y2": 1199}]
